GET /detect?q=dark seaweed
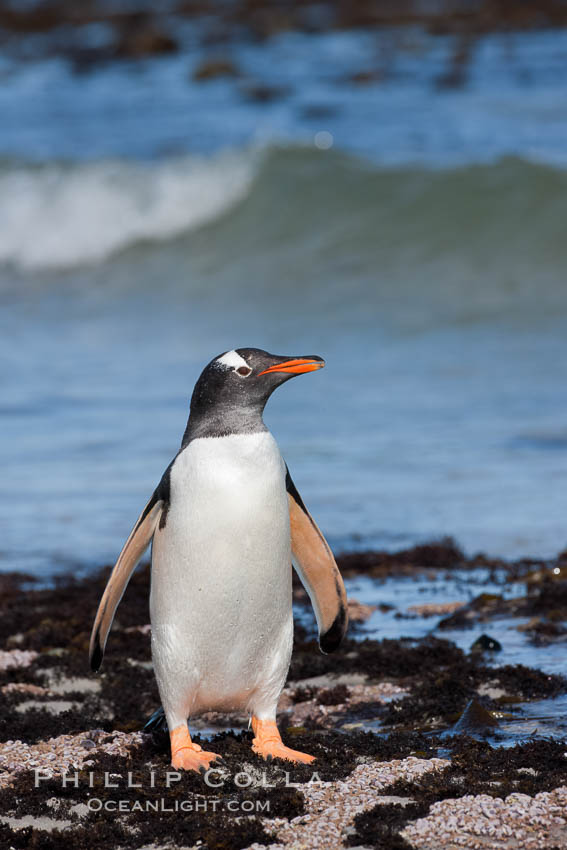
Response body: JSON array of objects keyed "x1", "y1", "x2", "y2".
[
  {"x1": 346, "y1": 801, "x2": 429, "y2": 849},
  {"x1": 1, "y1": 548, "x2": 566, "y2": 849}
]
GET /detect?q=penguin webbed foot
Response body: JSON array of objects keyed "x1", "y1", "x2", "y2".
[
  {"x1": 252, "y1": 739, "x2": 315, "y2": 765},
  {"x1": 172, "y1": 746, "x2": 221, "y2": 772},
  {"x1": 169, "y1": 724, "x2": 221, "y2": 772},
  {"x1": 251, "y1": 717, "x2": 315, "y2": 765}
]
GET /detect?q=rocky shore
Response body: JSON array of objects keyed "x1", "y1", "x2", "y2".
[
  {"x1": 0, "y1": 540, "x2": 566, "y2": 848},
  {"x1": 1, "y1": 0, "x2": 567, "y2": 77}
]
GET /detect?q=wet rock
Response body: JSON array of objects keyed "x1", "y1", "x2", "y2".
[
  {"x1": 470, "y1": 634, "x2": 502, "y2": 653},
  {"x1": 240, "y1": 8, "x2": 296, "y2": 41},
  {"x1": 520, "y1": 617, "x2": 567, "y2": 647},
  {"x1": 438, "y1": 592, "x2": 508, "y2": 628},
  {"x1": 347, "y1": 598, "x2": 377, "y2": 623},
  {"x1": 452, "y1": 698, "x2": 499, "y2": 733},
  {"x1": 517, "y1": 617, "x2": 567, "y2": 636},
  {"x1": 436, "y1": 31, "x2": 475, "y2": 89},
  {"x1": 113, "y1": 22, "x2": 178, "y2": 59},
  {"x1": 192, "y1": 57, "x2": 240, "y2": 81},
  {"x1": 0, "y1": 4, "x2": 63, "y2": 35},
  {"x1": 532, "y1": 578, "x2": 567, "y2": 619},
  {"x1": 408, "y1": 601, "x2": 465, "y2": 617},
  {"x1": 240, "y1": 81, "x2": 290, "y2": 103},
  {"x1": 380, "y1": 651, "x2": 566, "y2": 730},
  {"x1": 348, "y1": 69, "x2": 384, "y2": 85},
  {"x1": 438, "y1": 571, "x2": 567, "y2": 630},
  {"x1": 525, "y1": 563, "x2": 566, "y2": 586}
]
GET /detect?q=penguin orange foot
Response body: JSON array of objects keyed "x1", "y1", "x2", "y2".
[
  {"x1": 251, "y1": 717, "x2": 315, "y2": 764},
  {"x1": 170, "y1": 725, "x2": 221, "y2": 772}
]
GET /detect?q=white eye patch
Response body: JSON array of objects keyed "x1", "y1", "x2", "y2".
[{"x1": 216, "y1": 350, "x2": 250, "y2": 370}]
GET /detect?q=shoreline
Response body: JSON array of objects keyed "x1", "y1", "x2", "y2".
[{"x1": 0, "y1": 539, "x2": 566, "y2": 847}]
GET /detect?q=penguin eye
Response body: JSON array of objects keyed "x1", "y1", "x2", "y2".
[{"x1": 236, "y1": 366, "x2": 252, "y2": 377}]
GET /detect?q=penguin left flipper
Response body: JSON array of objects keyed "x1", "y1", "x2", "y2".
[
  {"x1": 89, "y1": 496, "x2": 164, "y2": 672},
  {"x1": 286, "y1": 468, "x2": 349, "y2": 653}
]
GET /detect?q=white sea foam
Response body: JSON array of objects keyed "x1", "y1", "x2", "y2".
[{"x1": 0, "y1": 150, "x2": 258, "y2": 272}]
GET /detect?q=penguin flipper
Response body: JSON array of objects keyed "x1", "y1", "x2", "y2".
[
  {"x1": 89, "y1": 497, "x2": 163, "y2": 672},
  {"x1": 286, "y1": 468, "x2": 348, "y2": 653}
]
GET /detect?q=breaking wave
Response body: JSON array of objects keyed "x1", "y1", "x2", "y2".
[
  {"x1": 1, "y1": 146, "x2": 567, "y2": 281},
  {"x1": 0, "y1": 149, "x2": 258, "y2": 271}
]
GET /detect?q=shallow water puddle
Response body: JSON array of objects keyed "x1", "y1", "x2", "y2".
[
  {"x1": 340, "y1": 571, "x2": 566, "y2": 746},
  {"x1": 345, "y1": 571, "x2": 526, "y2": 642},
  {"x1": 345, "y1": 571, "x2": 565, "y2": 669},
  {"x1": 484, "y1": 693, "x2": 567, "y2": 747}
]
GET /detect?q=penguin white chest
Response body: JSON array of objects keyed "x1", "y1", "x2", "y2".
[{"x1": 150, "y1": 432, "x2": 293, "y2": 719}]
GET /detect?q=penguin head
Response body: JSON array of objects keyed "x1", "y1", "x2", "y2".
[
  {"x1": 194, "y1": 348, "x2": 324, "y2": 408},
  {"x1": 185, "y1": 348, "x2": 325, "y2": 439}
]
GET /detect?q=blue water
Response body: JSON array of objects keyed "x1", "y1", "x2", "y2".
[
  {"x1": 1, "y1": 27, "x2": 567, "y2": 576},
  {"x1": 1, "y1": 28, "x2": 567, "y2": 165}
]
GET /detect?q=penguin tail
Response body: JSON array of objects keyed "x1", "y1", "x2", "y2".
[{"x1": 144, "y1": 706, "x2": 168, "y2": 734}]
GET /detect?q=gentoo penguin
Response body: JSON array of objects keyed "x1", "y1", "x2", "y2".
[{"x1": 89, "y1": 348, "x2": 348, "y2": 771}]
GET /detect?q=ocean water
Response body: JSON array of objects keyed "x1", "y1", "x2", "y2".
[{"x1": 1, "y1": 27, "x2": 567, "y2": 576}]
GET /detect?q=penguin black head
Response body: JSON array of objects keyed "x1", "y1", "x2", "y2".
[{"x1": 182, "y1": 348, "x2": 325, "y2": 444}]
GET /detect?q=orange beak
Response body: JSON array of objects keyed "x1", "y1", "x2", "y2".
[{"x1": 258, "y1": 357, "x2": 325, "y2": 376}]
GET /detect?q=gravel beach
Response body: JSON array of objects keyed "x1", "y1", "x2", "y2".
[{"x1": 0, "y1": 542, "x2": 566, "y2": 848}]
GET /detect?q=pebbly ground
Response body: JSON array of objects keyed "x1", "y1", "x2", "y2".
[{"x1": 0, "y1": 540, "x2": 566, "y2": 849}]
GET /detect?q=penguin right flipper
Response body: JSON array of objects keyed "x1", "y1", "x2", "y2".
[
  {"x1": 286, "y1": 468, "x2": 349, "y2": 653},
  {"x1": 89, "y1": 496, "x2": 163, "y2": 672}
]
